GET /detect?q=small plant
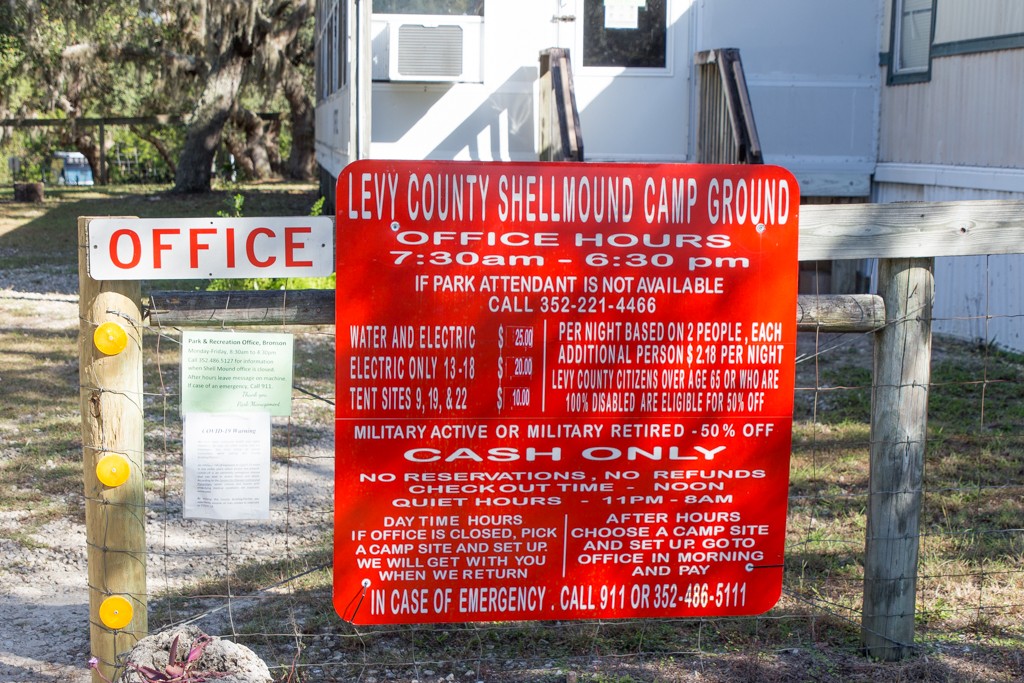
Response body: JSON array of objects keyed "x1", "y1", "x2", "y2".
[
  {"x1": 206, "y1": 192, "x2": 334, "y2": 292},
  {"x1": 309, "y1": 195, "x2": 326, "y2": 217},
  {"x1": 88, "y1": 634, "x2": 228, "y2": 682},
  {"x1": 216, "y1": 192, "x2": 245, "y2": 218}
]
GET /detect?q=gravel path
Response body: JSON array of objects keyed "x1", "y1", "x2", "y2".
[{"x1": 0, "y1": 265, "x2": 91, "y2": 682}]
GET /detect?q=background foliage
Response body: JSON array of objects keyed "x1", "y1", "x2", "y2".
[{"x1": 0, "y1": 0, "x2": 316, "y2": 190}]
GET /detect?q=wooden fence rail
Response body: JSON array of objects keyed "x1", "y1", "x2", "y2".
[
  {"x1": 81, "y1": 199, "x2": 1024, "y2": 677},
  {"x1": 145, "y1": 291, "x2": 886, "y2": 333}
]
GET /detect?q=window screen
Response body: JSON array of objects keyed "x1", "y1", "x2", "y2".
[
  {"x1": 895, "y1": 0, "x2": 933, "y2": 73},
  {"x1": 582, "y1": 0, "x2": 667, "y2": 69}
]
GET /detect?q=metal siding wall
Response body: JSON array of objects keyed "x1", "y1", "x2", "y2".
[
  {"x1": 698, "y1": 0, "x2": 881, "y2": 195},
  {"x1": 933, "y1": 254, "x2": 1024, "y2": 353},
  {"x1": 878, "y1": 50, "x2": 1024, "y2": 167},
  {"x1": 314, "y1": 96, "x2": 351, "y2": 178},
  {"x1": 935, "y1": 0, "x2": 1024, "y2": 43},
  {"x1": 882, "y1": 0, "x2": 893, "y2": 53}
]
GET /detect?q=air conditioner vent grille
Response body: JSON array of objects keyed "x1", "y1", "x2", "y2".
[{"x1": 397, "y1": 24, "x2": 464, "y2": 78}]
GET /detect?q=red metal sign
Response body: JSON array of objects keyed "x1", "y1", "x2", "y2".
[{"x1": 334, "y1": 160, "x2": 798, "y2": 624}]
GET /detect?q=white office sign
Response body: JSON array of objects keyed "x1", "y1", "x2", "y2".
[{"x1": 86, "y1": 216, "x2": 334, "y2": 280}]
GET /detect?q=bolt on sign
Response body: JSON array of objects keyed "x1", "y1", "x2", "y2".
[{"x1": 334, "y1": 160, "x2": 799, "y2": 624}]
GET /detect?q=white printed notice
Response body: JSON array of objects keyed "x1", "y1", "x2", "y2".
[{"x1": 183, "y1": 412, "x2": 271, "y2": 520}]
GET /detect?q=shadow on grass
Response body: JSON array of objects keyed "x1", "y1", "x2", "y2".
[{"x1": 0, "y1": 324, "x2": 81, "y2": 522}]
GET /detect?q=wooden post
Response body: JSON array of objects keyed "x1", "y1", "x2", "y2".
[
  {"x1": 538, "y1": 50, "x2": 554, "y2": 161},
  {"x1": 78, "y1": 217, "x2": 147, "y2": 682},
  {"x1": 12, "y1": 182, "x2": 45, "y2": 202},
  {"x1": 99, "y1": 121, "x2": 107, "y2": 185},
  {"x1": 861, "y1": 257, "x2": 934, "y2": 660}
]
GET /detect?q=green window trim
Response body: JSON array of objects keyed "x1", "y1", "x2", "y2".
[
  {"x1": 887, "y1": 0, "x2": 935, "y2": 85},
  {"x1": 882, "y1": 31, "x2": 1024, "y2": 86}
]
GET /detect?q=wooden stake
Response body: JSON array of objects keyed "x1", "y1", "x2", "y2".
[
  {"x1": 78, "y1": 217, "x2": 147, "y2": 682},
  {"x1": 861, "y1": 257, "x2": 934, "y2": 660}
]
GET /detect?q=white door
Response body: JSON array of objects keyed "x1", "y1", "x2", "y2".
[{"x1": 552, "y1": 0, "x2": 692, "y2": 162}]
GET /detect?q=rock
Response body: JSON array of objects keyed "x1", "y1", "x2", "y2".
[{"x1": 118, "y1": 625, "x2": 272, "y2": 683}]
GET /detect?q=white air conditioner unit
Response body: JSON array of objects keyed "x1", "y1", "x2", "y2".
[{"x1": 371, "y1": 14, "x2": 484, "y2": 83}]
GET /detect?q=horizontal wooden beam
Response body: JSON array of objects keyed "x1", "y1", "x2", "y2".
[
  {"x1": 799, "y1": 199, "x2": 1024, "y2": 260},
  {"x1": 146, "y1": 290, "x2": 334, "y2": 328},
  {"x1": 146, "y1": 290, "x2": 885, "y2": 333},
  {"x1": 138, "y1": 200, "x2": 1020, "y2": 331},
  {"x1": 797, "y1": 293, "x2": 884, "y2": 332},
  {"x1": 143, "y1": 199, "x2": 1024, "y2": 271}
]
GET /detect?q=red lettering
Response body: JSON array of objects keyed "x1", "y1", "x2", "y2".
[
  {"x1": 246, "y1": 227, "x2": 276, "y2": 267},
  {"x1": 284, "y1": 226, "x2": 313, "y2": 267},
  {"x1": 153, "y1": 229, "x2": 180, "y2": 269},
  {"x1": 226, "y1": 228, "x2": 235, "y2": 268},
  {"x1": 109, "y1": 229, "x2": 141, "y2": 269},
  {"x1": 189, "y1": 228, "x2": 217, "y2": 268}
]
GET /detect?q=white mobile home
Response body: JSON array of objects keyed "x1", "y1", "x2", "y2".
[
  {"x1": 315, "y1": 1, "x2": 1024, "y2": 352},
  {"x1": 876, "y1": 0, "x2": 1024, "y2": 351},
  {"x1": 315, "y1": 0, "x2": 880, "y2": 201}
]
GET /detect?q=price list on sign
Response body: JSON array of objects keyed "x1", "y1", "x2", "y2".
[{"x1": 334, "y1": 160, "x2": 799, "y2": 625}]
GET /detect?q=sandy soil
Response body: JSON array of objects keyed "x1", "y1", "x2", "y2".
[{"x1": 0, "y1": 265, "x2": 91, "y2": 682}]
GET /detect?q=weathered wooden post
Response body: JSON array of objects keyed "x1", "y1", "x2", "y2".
[
  {"x1": 861, "y1": 257, "x2": 934, "y2": 660},
  {"x1": 78, "y1": 217, "x2": 148, "y2": 682}
]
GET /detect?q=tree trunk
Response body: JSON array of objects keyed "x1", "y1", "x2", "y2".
[
  {"x1": 130, "y1": 125, "x2": 177, "y2": 177},
  {"x1": 222, "y1": 131, "x2": 252, "y2": 179},
  {"x1": 173, "y1": 54, "x2": 246, "y2": 193},
  {"x1": 264, "y1": 118, "x2": 282, "y2": 175},
  {"x1": 282, "y1": 62, "x2": 316, "y2": 181},
  {"x1": 73, "y1": 135, "x2": 102, "y2": 181},
  {"x1": 13, "y1": 183, "x2": 45, "y2": 202},
  {"x1": 227, "y1": 108, "x2": 277, "y2": 180}
]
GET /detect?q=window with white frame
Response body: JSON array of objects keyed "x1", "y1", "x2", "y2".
[
  {"x1": 315, "y1": 1, "x2": 348, "y2": 102},
  {"x1": 892, "y1": 0, "x2": 933, "y2": 78}
]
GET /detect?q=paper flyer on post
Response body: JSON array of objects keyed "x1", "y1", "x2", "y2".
[{"x1": 183, "y1": 412, "x2": 272, "y2": 520}]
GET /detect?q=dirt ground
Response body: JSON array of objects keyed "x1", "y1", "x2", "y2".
[
  {"x1": 0, "y1": 263, "x2": 91, "y2": 682},
  {"x1": 0, "y1": 261, "x2": 336, "y2": 682}
]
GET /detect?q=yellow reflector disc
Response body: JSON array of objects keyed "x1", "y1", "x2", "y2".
[
  {"x1": 99, "y1": 595, "x2": 133, "y2": 630},
  {"x1": 96, "y1": 453, "x2": 131, "y2": 487},
  {"x1": 93, "y1": 322, "x2": 128, "y2": 355}
]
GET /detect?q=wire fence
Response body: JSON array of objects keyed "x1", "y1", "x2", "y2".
[{"x1": 112, "y1": 276, "x2": 1024, "y2": 682}]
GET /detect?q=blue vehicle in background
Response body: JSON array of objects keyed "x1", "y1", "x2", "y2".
[{"x1": 53, "y1": 151, "x2": 95, "y2": 185}]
